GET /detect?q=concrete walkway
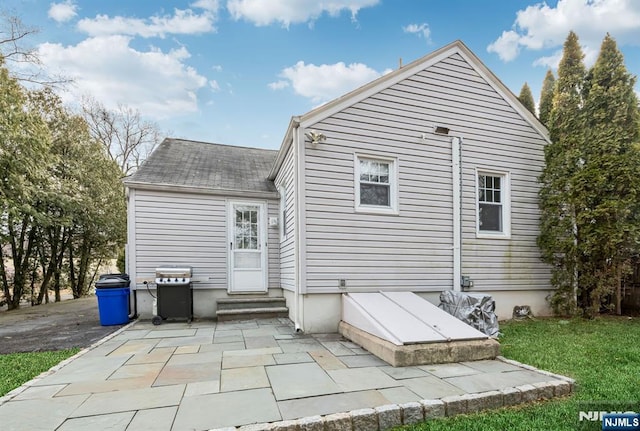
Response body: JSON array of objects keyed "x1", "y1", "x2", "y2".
[{"x1": 0, "y1": 318, "x2": 574, "y2": 431}]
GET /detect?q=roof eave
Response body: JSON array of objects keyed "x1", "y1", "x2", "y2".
[
  {"x1": 124, "y1": 181, "x2": 279, "y2": 199},
  {"x1": 268, "y1": 116, "x2": 300, "y2": 180}
]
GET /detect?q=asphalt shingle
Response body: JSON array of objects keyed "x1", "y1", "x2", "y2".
[{"x1": 125, "y1": 138, "x2": 277, "y2": 194}]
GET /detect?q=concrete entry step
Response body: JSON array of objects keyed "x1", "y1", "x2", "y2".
[
  {"x1": 216, "y1": 306, "x2": 289, "y2": 321},
  {"x1": 217, "y1": 297, "x2": 286, "y2": 311},
  {"x1": 340, "y1": 292, "x2": 500, "y2": 366}
]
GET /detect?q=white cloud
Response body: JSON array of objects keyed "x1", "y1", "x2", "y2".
[
  {"x1": 268, "y1": 80, "x2": 289, "y2": 90},
  {"x1": 209, "y1": 79, "x2": 220, "y2": 91},
  {"x1": 270, "y1": 61, "x2": 383, "y2": 103},
  {"x1": 38, "y1": 35, "x2": 208, "y2": 118},
  {"x1": 77, "y1": 7, "x2": 217, "y2": 38},
  {"x1": 487, "y1": 30, "x2": 522, "y2": 62},
  {"x1": 191, "y1": 0, "x2": 220, "y2": 11},
  {"x1": 488, "y1": 0, "x2": 640, "y2": 63},
  {"x1": 212, "y1": 65, "x2": 223, "y2": 72},
  {"x1": 48, "y1": 1, "x2": 78, "y2": 23},
  {"x1": 532, "y1": 49, "x2": 563, "y2": 69},
  {"x1": 533, "y1": 46, "x2": 600, "y2": 69},
  {"x1": 227, "y1": 0, "x2": 379, "y2": 27},
  {"x1": 403, "y1": 23, "x2": 431, "y2": 42}
]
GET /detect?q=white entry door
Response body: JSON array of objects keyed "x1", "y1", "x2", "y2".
[{"x1": 228, "y1": 201, "x2": 267, "y2": 293}]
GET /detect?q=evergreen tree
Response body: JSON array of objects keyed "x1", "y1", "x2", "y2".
[
  {"x1": 539, "y1": 69, "x2": 556, "y2": 126},
  {"x1": 518, "y1": 82, "x2": 536, "y2": 115},
  {"x1": 538, "y1": 31, "x2": 640, "y2": 317},
  {"x1": 538, "y1": 31, "x2": 586, "y2": 315},
  {"x1": 575, "y1": 34, "x2": 640, "y2": 316}
]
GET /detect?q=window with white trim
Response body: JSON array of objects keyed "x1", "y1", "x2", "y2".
[
  {"x1": 477, "y1": 171, "x2": 510, "y2": 238},
  {"x1": 355, "y1": 156, "x2": 398, "y2": 214}
]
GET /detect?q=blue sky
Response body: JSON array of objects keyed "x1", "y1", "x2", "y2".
[{"x1": 3, "y1": 0, "x2": 640, "y2": 149}]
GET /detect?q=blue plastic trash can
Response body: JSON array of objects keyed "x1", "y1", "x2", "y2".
[{"x1": 95, "y1": 276, "x2": 130, "y2": 326}]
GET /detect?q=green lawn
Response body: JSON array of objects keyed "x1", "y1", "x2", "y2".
[
  {"x1": 0, "y1": 349, "x2": 80, "y2": 397},
  {"x1": 399, "y1": 316, "x2": 640, "y2": 431}
]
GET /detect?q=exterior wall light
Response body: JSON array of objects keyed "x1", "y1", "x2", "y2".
[{"x1": 305, "y1": 130, "x2": 326, "y2": 145}]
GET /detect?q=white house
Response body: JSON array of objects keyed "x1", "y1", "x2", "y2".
[{"x1": 124, "y1": 40, "x2": 552, "y2": 333}]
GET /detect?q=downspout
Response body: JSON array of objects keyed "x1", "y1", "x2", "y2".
[
  {"x1": 292, "y1": 121, "x2": 304, "y2": 332},
  {"x1": 128, "y1": 288, "x2": 138, "y2": 320},
  {"x1": 452, "y1": 136, "x2": 462, "y2": 292},
  {"x1": 125, "y1": 188, "x2": 138, "y2": 319}
]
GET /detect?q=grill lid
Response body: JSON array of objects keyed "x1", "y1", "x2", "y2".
[{"x1": 155, "y1": 266, "x2": 192, "y2": 285}]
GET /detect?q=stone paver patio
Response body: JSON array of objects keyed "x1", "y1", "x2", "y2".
[{"x1": 0, "y1": 318, "x2": 574, "y2": 431}]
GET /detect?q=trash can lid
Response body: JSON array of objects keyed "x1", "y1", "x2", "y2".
[
  {"x1": 99, "y1": 273, "x2": 130, "y2": 281},
  {"x1": 95, "y1": 277, "x2": 130, "y2": 289}
]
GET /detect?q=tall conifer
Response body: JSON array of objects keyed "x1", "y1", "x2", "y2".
[
  {"x1": 518, "y1": 82, "x2": 536, "y2": 115},
  {"x1": 538, "y1": 32, "x2": 640, "y2": 316},
  {"x1": 576, "y1": 34, "x2": 640, "y2": 315},
  {"x1": 539, "y1": 70, "x2": 556, "y2": 126},
  {"x1": 538, "y1": 31, "x2": 586, "y2": 315}
]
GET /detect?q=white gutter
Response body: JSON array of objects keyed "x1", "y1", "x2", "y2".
[
  {"x1": 123, "y1": 182, "x2": 279, "y2": 199},
  {"x1": 452, "y1": 136, "x2": 462, "y2": 292}
]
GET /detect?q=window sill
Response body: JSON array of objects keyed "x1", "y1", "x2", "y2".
[
  {"x1": 476, "y1": 231, "x2": 511, "y2": 240},
  {"x1": 355, "y1": 206, "x2": 399, "y2": 216}
]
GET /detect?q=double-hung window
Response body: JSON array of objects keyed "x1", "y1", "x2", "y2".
[
  {"x1": 355, "y1": 155, "x2": 398, "y2": 214},
  {"x1": 477, "y1": 171, "x2": 510, "y2": 238}
]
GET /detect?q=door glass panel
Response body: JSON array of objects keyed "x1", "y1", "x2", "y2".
[
  {"x1": 235, "y1": 252, "x2": 261, "y2": 269},
  {"x1": 234, "y1": 205, "x2": 259, "y2": 250}
]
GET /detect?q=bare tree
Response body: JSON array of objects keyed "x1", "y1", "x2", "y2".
[
  {"x1": 0, "y1": 12, "x2": 69, "y2": 86},
  {"x1": 81, "y1": 97, "x2": 164, "y2": 176}
]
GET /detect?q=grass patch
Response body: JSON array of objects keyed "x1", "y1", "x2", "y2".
[
  {"x1": 0, "y1": 349, "x2": 80, "y2": 396},
  {"x1": 399, "y1": 316, "x2": 640, "y2": 431}
]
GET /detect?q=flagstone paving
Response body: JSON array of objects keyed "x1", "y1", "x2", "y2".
[{"x1": 0, "y1": 318, "x2": 572, "y2": 430}]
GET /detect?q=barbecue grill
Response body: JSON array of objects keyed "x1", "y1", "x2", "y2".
[{"x1": 153, "y1": 266, "x2": 193, "y2": 325}]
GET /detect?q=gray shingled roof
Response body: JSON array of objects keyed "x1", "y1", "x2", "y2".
[{"x1": 125, "y1": 138, "x2": 278, "y2": 194}]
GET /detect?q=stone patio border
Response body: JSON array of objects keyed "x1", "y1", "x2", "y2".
[
  {"x1": 0, "y1": 320, "x2": 136, "y2": 407},
  {"x1": 211, "y1": 357, "x2": 575, "y2": 431}
]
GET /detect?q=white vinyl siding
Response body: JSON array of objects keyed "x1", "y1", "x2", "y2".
[
  {"x1": 266, "y1": 200, "x2": 280, "y2": 290},
  {"x1": 279, "y1": 186, "x2": 287, "y2": 241},
  {"x1": 274, "y1": 144, "x2": 296, "y2": 291},
  {"x1": 304, "y1": 128, "x2": 454, "y2": 292},
  {"x1": 132, "y1": 189, "x2": 279, "y2": 290},
  {"x1": 301, "y1": 52, "x2": 550, "y2": 293}
]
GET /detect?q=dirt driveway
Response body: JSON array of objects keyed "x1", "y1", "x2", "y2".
[{"x1": 0, "y1": 296, "x2": 128, "y2": 354}]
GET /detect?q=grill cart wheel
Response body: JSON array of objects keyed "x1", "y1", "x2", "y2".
[{"x1": 152, "y1": 315, "x2": 162, "y2": 326}]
